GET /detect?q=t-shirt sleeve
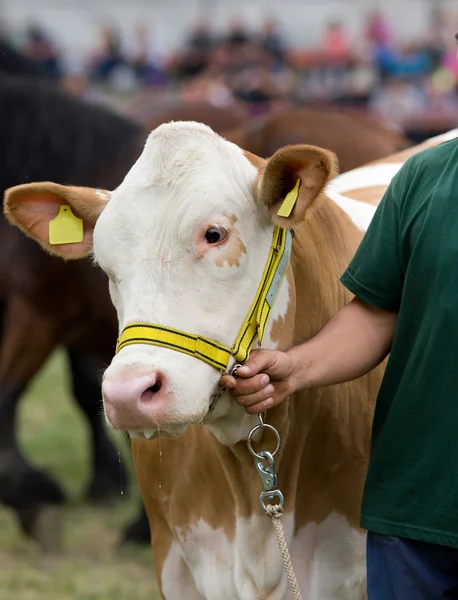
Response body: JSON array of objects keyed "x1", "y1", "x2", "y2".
[{"x1": 340, "y1": 167, "x2": 407, "y2": 313}]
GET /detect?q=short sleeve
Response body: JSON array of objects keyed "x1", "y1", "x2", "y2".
[{"x1": 340, "y1": 167, "x2": 407, "y2": 313}]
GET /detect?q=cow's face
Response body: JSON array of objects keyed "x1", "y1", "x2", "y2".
[{"x1": 4, "y1": 122, "x2": 336, "y2": 445}]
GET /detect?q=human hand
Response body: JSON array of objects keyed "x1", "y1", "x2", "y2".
[{"x1": 220, "y1": 349, "x2": 296, "y2": 414}]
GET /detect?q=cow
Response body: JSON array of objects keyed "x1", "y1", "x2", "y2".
[
  {"x1": 222, "y1": 105, "x2": 410, "y2": 171},
  {"x1": 5, "y1": 123, "x2": 456, "y2": 597},
  {"x1": 0, "y1": 71, "x2": 148, "y2": 549}
]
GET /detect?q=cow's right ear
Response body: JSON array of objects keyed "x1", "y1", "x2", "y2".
[{"x1": 4, "y1": 182, "x2": 110, "y2": 259}]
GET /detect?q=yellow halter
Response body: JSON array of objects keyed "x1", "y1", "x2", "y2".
[{"x1": 115, "y1": 226, "x2": 293, "y2": 373}]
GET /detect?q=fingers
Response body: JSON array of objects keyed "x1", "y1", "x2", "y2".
[
  {"x1": 235, "y1": 373, "x2": 271, "y2": 396},
  {"x1": 218, "y1": 349, "x2": 292, "y2": 416},
  {"x1": 234, "y1": 384, "x2": 274, "y2": 409},
  {"x1": 235, "y1": 349, "x2": 278, "y2": 379},
  {"x1": 220, "y1": 372, "x2": 271, "y2": 398},
  {"x1": 219, "y1": 370, "x2": 274, "y2": 414},
  {"x1": 220, "y1": 375, "x2": 236, "y2": 389},
  {"x1": 244, "y1": 397, "x2": 277, "y2": 414}
]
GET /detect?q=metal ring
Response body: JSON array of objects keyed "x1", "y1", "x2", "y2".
[
  {"x1": 260, "y1": 489, "x2": 284, "y2": 511},
  {"x1": 231, "y1": 363, "x2": 242, "y2": 378},
  {"x1": 247, "y1": 423, "x2": 281, "y2": 460}
]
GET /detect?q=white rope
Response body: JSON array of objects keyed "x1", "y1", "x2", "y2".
[{"x1": 265, "y1": 504, "x2": 303, "y2": 600}]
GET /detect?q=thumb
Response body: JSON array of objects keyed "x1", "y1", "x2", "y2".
[{"x1": 235, "y1": 349, "x2": 280, "y2": 379}]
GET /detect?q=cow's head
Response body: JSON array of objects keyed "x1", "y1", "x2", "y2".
[{"x1": 4, "y1": 122, "x2": 336, "y2": 445}]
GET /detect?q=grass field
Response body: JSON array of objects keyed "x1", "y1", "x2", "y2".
[{"x1": 0, "y1": 350, "x2": 161, "y2": 599}]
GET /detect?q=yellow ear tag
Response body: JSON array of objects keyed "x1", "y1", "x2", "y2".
[
  {"x1": 277, "y1": 179, "x2": 300, "y2": 218},
  {"x1": 49, "y1": 205, "x2": 84, "y2": 245}
]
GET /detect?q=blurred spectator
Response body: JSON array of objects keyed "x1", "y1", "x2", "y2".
[
  {"x1": 369, "y1": 75, "x2": 428, "y2": 126},
  {"x1": 88, "y1": 24, "x2": 126, "y2": 83},
  {"x1": 187, "y1": 16, "x2": 214, "y2": 56},
  {"x1": 322, "y1": 21, "x2": 352, "y2": 64},
  {"x1": 319, "y1": 20, "x2": 353, "y2": 101},
  {"x1": 177, "y1": 17, "x2": 215, "y2": 79},
  {"x1": 22, "y1": 24, "x2": 61, "y2": 77},
  {"x1": 181, "y1": 73, "x2": 234, "y2": 108},
  {"x1": 428, "y1": 70, "x2": 458, "y2": 112},
  {"x1": 259, "y1": 17, "x2": 287, "y2": 66},
  {"x1": 344, "y1": 60, "x2": 379, "y2": 105},
  {"x1": 441, "y1": 48, "x2": 458, "y2": 87},
  {"x1": 230, "y1": 66, "x2": 273, "y2": 108},
  {"x1": 229, "y1": 60, "x2": 293, "y2": 115},
  {"x1": 430, "y1": 6, "x2": 449, "y2": 48},
  {"x1": 372, "y1": 41, "x2": 401, "y2": 79},
  {"x1": 0, "y1": 37, "x2": 58, "y2": 80},
  {"x1": 365, "y1": 10, "x2": 392, "y2": 50},
  {"x1": 226, "y1": 18, "x2": 251, "y2": 49},
  {"x1": 131, "y1": 24, "x2": 168, "y2": 87}
]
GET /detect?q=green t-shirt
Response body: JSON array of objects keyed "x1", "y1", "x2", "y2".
[{"x1": 340, "y1": 136, "x2": 458, "y2": 548}]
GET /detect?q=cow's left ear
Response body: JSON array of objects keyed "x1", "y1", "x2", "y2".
[
  {"x1": 4, "y1": 182, "x2": 110, "y2": 259},
  {"x1": 254, "y1": 145, "x2": 338, "y2": 227}
]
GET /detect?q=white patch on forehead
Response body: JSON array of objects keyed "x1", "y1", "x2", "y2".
[
  {"x1": 121, "y1": 121, "x2": 256, "y2": 194},
  {"x1": 325, "y1": 163, "x2": 403, "y2": 232},
  {"x1": 159, "y1": 512, "x2": 366, "y2": 599}
]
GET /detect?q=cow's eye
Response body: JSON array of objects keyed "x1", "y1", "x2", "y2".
[{"x1": 205, "y1": 226, "x2": 227, "y2": 244}]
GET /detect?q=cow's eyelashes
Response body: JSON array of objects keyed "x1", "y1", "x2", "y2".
[{"x1": 205, "y1": 226, "x2": 227, "y2": 244}]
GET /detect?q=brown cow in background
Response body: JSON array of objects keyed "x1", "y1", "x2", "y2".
[{"x1": 224, "y1": 105, "x2": 409, "y2": 170}]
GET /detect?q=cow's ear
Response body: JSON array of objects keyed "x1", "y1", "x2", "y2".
[
  {"x1": 4, "y1": 182, "x2": 110, "y2": 259},
  {"x1": 254, "y1": 145, "x2": 338, "y2": 227}
]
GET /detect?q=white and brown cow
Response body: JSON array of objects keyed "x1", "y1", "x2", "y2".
[{"x1": 4, "y1": 123, "x2": 457, "y2": 599}]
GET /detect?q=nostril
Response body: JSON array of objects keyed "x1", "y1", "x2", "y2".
[
  {"x1": 148, "y1": 381, "x2": 162, "y2": 394},
  {"x1": 140, "y1": 376, "x2": 163, "y2": 403}
]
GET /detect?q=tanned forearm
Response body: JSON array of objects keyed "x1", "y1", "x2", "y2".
[{"x1": 288, "y1": 297, "x2": 398, "y2": 391}]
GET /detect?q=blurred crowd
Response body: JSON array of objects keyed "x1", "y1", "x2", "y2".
[{"x1": 2, "y1": 8, "x2": 458, "y2": 132}]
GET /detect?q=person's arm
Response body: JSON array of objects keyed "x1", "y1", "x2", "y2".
[
  {"x1": 221, "y1": 297, "x2": 397, "y2": 414},
  {"x1": 290, "y1": 296, "x2": 397, "y2": 388}
]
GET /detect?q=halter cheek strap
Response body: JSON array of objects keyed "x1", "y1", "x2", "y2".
[{"x1": 115, "y1": 226, "x2": 293, "y2": 372}]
